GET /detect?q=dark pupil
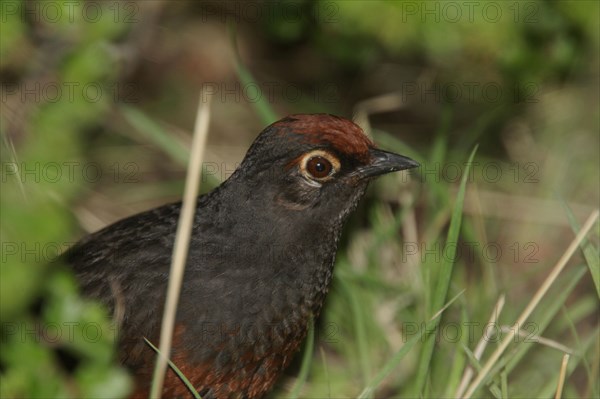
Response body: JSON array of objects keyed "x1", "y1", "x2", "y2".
[{"x1": 307, "y1": 156, "x2": 332, "y2": 178}]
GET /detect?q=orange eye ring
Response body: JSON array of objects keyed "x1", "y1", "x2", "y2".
[{"x1": 300, "y1": 150, "x2": 340, "y2": 182}]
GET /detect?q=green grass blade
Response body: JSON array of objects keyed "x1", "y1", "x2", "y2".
[
  {"x1": 560, "y1": 306, "x2": 593, "y2": 393},
  {"x1": 144, "y1": 338, "x2": 201, "y2": 399},
  {"x1": 505, "y1": 265, "x2": 588, "y2": 374},
  {"x1": 357, "y1": 290, "x2": 464, "y2": 398},
  {"x1": 459, "y1": 343, "x2": 502, "y2": 398},
  {"x1": 120, "y1": 105, "x2": 189, "y2": 166},
  {"x1": 411, "y1": 145, "x2": 478, "y2": 396},
  {"x1": 318, "y1": 347, "x2": 331, "y2": 399},
  {"x1": 461, "y1": 343, "x2": 483, "y2": 373},
  {"x1": 560, "y1": 199, "x2": 600, "y2": 298},
  {"x1": 459, "y1": 342, "x2": 513, "y2": 399},
  {"x1": 537, "y1": 328, "x2": 599, "y2": 397},
  {"x1": 443, "y1": 306, "x2": 469, "y2": 396},
  {"x1": 227, "y1": 22, "x2": 278, "y2": 125},
  {"x1": 120, "y1": 105, "x2": 222, "y2": 189},
  {"x1": 234, "y1": 64, "x2": 278, "y2": 125},
  {"x1": 287, "y1": 318, "x2": 315, "y2": 399},
  {"x1": 337, "y1": 276, "x2": 371, "y2": 390},
  {"x1": 500, "y1": 369, "x2": 508, "y2": 399}
]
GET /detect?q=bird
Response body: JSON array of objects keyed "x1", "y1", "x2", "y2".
[{"x1": 63, "y1": 114, "x2": 419, "y2": 398}]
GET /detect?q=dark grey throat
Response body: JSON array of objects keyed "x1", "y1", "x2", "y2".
[{"x1": 183, "y1": 174, "x2": 370, "y2": 328}]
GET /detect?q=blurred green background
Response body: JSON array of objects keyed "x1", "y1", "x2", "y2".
[{"x1": 1, "y1": 0, "x2": 598, "y2": 398}]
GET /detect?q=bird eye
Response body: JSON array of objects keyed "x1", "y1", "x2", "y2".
[
  {"x1": 298, "y1": 150, "x2": 340, "y2": 182},
  {"x1": 306, "y1": 156, "x2": 333, "y2": 179}
]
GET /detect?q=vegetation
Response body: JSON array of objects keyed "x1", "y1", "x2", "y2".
[{"x1": 1, "y1": 1, "x2": 598, "y2": 398}]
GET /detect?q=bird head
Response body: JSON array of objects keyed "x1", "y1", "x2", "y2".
[{"x1": 231, "y1": 114, "x2": 419, "y2": 218}]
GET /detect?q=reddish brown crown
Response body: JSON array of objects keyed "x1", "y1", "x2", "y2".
[{"x1": 272, "y1": 114, "x2": 374, "y2": 163}]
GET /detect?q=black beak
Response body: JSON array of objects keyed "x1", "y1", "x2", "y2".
[{"x1": 354, "y1": 148, "x2": 419, "y2": 179}]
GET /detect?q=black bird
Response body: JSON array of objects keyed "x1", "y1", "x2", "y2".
[{"x1": 64, "y1": 114, "x2": 419, "y2": 398}]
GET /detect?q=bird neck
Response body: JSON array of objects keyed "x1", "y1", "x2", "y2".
[{"x1": 199, "y1": 178, "x2": 345, "y2": 315}]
